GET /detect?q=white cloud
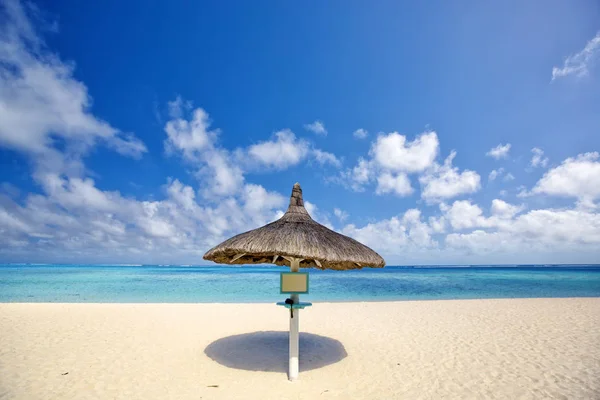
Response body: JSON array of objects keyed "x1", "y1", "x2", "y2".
[
  {"x1": 342, "y1": 209, "x2": 437, "y2": 257},
  {"x1": 339, "y1": 157, "x2": 373, "y2": 192},
  {"x1": 507, "y1": 208, "x2": 600, "y2": 244},
  {"x1": 489, "y1": 168, "x2": 504, "y2": 181},
  {"x1": 532, "y1": 152, "x2": 600, "y2": 204},
  {"x1": 441, "y1": 199, "x2": 524, "y2": 231},
  {"x1": 353, "y1": 128, "x2": 368, "y2": 139},
  {"x1": 162, "y1": 104, "x2": 244, "y2": 198},
  {"x1": 242, "y1": 184, "x2": 286, "y2": 212},
  {"x1": 165, "y1": 179, "x2": 196, "y2": 211},
  {"x1": 0, "y1": 0, "x2": 146, "y2": 171},
  {"x1": 371, "y1": 131, "x2": 439, "y2": 173},
  {"x1": 530, "y1": 147, "x2": 549, "y2": 168},
  {"x1": 552, "y1": 32, "x2": 600, "y2": 81},
  {"x1": 491, "y1": 199, "x2": 524, "y2": 219},
  {"x1": 0, "y1": 175, "x2": 288, "y2": 263},
  {"x1": 375, "y1": 172, "x2": 413, "y2": 197},
  {"x1": 246, "y1": 129, "x2": 309, "y2": 170},
  {"x1": 164, "y1": 108, "x2": 217, "y2": 160},
  {"x1": 341, "y1": 131, "x2": 480, "y2": 202},
  {"x1": 428, "y1": 216, "x2": 446, "y2": 234},
  {"x1": 352, "y1": 158, "x2": 372, "y2": 185},
  {"x1": 312, "y1": 149, "x2": 342, "y2": 168},
  {"x1": 39, "y1": 174, "x2": 119, "y2": 212},
  {"x1": 486, "y1": 143, "x2": 511, "y2": 159},
  {"x1": 441, "y1": 200, "x2": 490, "y2": 230},
  {"x1": 333, "y1": 208, "x2": 348, "y2": 222},
  {"x1": 198, "y1": 149, "x2": 244, "y2": 197},
  {"x1": 419, "y1": 151, "x2": 481, "y2": 203},
  {"x1": 164, "y1": 106, "x2": 340, "y2": 197},
  {"x1": 165, "y1": 109, "x2": 334, "y2": 190},
  {"x1": 304, "y1": 120, "x2": 327, "y2": 136},
  {"x1": 445, "y1": 207, "x2": 600, "y2": 260}
]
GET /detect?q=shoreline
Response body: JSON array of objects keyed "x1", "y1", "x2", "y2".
[
  {"x1": 2, "y1": 295, "x2": 600, "y2": 305},
  {"x1": 2, "y1": 298, "x2": 599, "y2": 399}
]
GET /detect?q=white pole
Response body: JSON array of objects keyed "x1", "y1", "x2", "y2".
[{"x1": 289, "y1": 258, "x2": 300, "y2": 381}]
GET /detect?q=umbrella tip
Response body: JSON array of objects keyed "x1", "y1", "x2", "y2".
[{"x1": 288, "y1": 182, "x2": 304, "y2": 209}]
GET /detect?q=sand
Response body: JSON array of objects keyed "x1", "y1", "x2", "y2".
[{"x1": 1, "y1": 298, "x2": 599, "y2": 399}]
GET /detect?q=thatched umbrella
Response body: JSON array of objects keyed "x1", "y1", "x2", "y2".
[
  {"x1": 203, "y1": 183, "x2": 385, "y2": 380},
  {"x1": 204, "y1": 183, "x2": 385, "y2": 270}
]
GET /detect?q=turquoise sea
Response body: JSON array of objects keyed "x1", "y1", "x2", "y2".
[{"x1": 1, "y1": 264, "x2": 599, "y2": 303}]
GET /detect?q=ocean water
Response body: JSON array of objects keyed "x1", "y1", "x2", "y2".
[{"x1": 1, "y1": 264, "x2": 600, "y2": 303}]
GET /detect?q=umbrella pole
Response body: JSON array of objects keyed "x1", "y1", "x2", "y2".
[{"x1": 289, "y1": 258, "x2": 300, "y2": 381}]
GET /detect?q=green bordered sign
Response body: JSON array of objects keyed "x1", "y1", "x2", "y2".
[{"x1": 280, "y1": 272, "x2": 309, "y2": 294}]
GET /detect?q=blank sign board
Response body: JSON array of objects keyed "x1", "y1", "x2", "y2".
[{"x1": 280, "y1": 272, "x2": 309, "y2": 294}]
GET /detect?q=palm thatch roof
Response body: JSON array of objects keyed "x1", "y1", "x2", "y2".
[{"x1": 203, "y1": 183, "x2": 385, "y2": 270}]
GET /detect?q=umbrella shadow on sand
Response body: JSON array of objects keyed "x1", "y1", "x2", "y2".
[{"x1": 204, "y1": 331, "x2": 347, "y2": 373}]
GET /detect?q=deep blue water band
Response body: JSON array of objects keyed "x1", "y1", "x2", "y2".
[{"x1": 1, "y1": 264, "x2": 599, "y2": 303}]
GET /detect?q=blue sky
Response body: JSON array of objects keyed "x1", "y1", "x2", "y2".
[{"x1": 1, "y1": 0, "x2": 600, "y2": 265}]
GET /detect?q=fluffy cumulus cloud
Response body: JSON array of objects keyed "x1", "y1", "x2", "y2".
[
  {"x1": 439, "y1": 198, "x2": 600, "y2": 263},
  {"x1": 531, "y1": 152, "x2": 600, "y2": 206},
  {"x1": 198, "y1": 149, "x2": 244, "y2": 197},
  {"x1": 552, "y1": 31, "x2": 600, "y2": 81},
  {"x1": 375, "y1": 172, "x2": 413, "y2": 197},
  {"x1": 342, "y1": 209, "x2": 438, "y2": 260},
  {"x1": 246, "y1": 129, "x2": 309, "y2": 170},
  {"x1": 164, "y1": 108, "x2": 217, "y2": 161},
  {"x1": 0, "y1": 177, "x2": 288, "y2": 263},
  {"x1": 340, "y1": 130, "x2": 438, "y2": 191},
  {"x1": 242, "y1": 184, "x2": 286, "y2": 215},
  {"x1": 491, "y1": 199, "x2": 524, "y2": 218},
  {"x1": 338, "y1": 157, "x2": 373, "y2": 192},
  {"x1": 419, "y1": 151, "x2": 481, "y2": 203},
  {"x1": 341, "y1": 131, "x2": 481, "y2": 204},
  {"x1": 486, "y1": 143, "x2": 511, "y2": 159},
  {"x1": 440, "y1": 199, "x2": 524, "y2": 231},
  {"x1": 162, "y1": 104, "x2": 245, "y2": 198},
  {"x1": 441, "y1": 200, "x2": 491, "y2": 230},
  {"x1": 371, "y1": 131, "x2": 439, "y2": 173},
  {"x1": 340, "y1": 196, "x2": 599, "y2": 264},
  {"x1": 304, "y1": 120, "x2": 327, "y2": 135},
  {"x1": 445, "y1": 207, "x2": 600, "y2": 263}
]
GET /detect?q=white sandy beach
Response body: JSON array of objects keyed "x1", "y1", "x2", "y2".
[{"x1": 1, "y1": 298, "x2": 599, "y2": 399}]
